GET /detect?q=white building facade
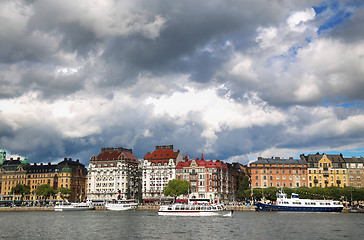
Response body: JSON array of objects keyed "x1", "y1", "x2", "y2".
[
  {"x1": 87, "y1": 147, "x2": 141, "y2": 201},
  {"x1": 142, "y1": 145, "x2": 182, "y2": 201}
]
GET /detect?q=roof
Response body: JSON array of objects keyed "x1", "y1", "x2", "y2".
[
  {"x1": 1, "y1": 159, "x2": 23, "y2": 171},
  {"x1": 344, "y1": 157, "x2": 364, "y2": 163},
  {"x1": 144, "y1": 145, "x2": 180, "y2": 164},
  {"x1": 250, "y1": 157, "x2": 306, "y2": 166},
  {"x1": 27, "y1": 163, "x2": 57, "y2": 173},
  {"x1": 176, "y1": 158, "x2": 228, "y2": 170},
  {"x1": 302, "y1": 153, "x2": 346, "y2": 163},
  {"x1": 90, "y1": 147, "x2": 138, "y2": 164}
]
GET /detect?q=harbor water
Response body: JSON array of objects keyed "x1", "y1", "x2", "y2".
[{"x1": 0, "y1": 210, "x2": 363, "y2": 240}]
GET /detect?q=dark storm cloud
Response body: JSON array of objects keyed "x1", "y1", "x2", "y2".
[{"x1": 1, "y1": 0, "x2": 364, "y2": 165}]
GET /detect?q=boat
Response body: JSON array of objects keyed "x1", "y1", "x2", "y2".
[
  {"x1": 55, "y1": 200, "x2": 95, "y2": 211},
  {"x1": 105, "y1": 199, "x2": 138, "y2": 211},
  {"x1": 255, "y1": 189, "x2": 343, "y2": 212},
  {"x1": 158, "y1": 198, "x2": 233, "y2": 217}
]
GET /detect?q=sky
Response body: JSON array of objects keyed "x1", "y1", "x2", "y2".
[{"x1": 1, "y1": 0, "x2": 364, "y2": 166}]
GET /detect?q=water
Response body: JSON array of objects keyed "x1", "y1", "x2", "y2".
[{"x1": 0, "y1": 210, "x2": 363, "y2": 240}]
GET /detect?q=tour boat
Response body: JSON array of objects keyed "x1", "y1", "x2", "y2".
[
  {"x1": 158, "y1": 199, "x2": 233, "y2": 217},
  {"x1": 105, "y1": 199, "x2": 138, "y2": 211},
  {"x1": 55, "y1": 201, "x2": 95, "y2": 211},
  {"x1": 255, "y1": 189, "x2": 343, "y2": 212}
]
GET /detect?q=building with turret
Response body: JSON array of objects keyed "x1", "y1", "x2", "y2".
[{"x1": 0, "y1": 150, "x2": 87, "y2": 202}]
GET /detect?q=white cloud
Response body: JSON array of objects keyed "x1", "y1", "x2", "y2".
[{"x1": 287, "y1": 8, "x2": 316, "y2": 32}]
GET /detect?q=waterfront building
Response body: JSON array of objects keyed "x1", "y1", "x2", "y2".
[
  {"x1": 0, "y1": 149, "x2": 87, "y2": 202},
  {"x1": 87, "y1": 147, "x2": 141, "y2": 201},
  {"x1": 344, "y1": 156, "x2": 364, "y2": 188},
  {"x1": 26, "y1": 158, "x2": 87, "y2": 202},
  {"x1": 249, "y1": 157, "x2": 308, "y2": 188},
  {"x1": 142, "y1": 145, "x2": 182, "y2": 202},
  {"x1": 302, "y1": 153, "x2": 347, "y2": 188},
  {"x1": 0, "y1": 151, "x2": 29, "y2": 201},
  {"x1": 176, "y1": 156, "x2": 239, "y2": 203}
]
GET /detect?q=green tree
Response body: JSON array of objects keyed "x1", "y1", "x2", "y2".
[
  {"x1": 11, "y1": 184, "x2": 30, "y2": 202},
  {"x1": 35, "y1": 184, "x2": 56, "y2": 202},
  {"x1": 164, "y1": 179, "x2": 191, "y2": 202},
  {"x1": 58, "y1": 187, "x2": 72, "y2": 200},
  {"x1": 237, "y1": 176, "x2": 250, "y2": 200}
]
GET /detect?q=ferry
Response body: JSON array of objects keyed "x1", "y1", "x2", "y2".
[
  {"x1": 55, "y1": 200, "x2": 95, "y2": 211},
  {"x1": 158, "y1": 198, "x2": 233, "y2": 217},
  {"x1": 105, "y1": 199, "x2": 138, "y2": 211},
  {"x1": 255, "y1": 189, "x2": 343, "y2": 212}
]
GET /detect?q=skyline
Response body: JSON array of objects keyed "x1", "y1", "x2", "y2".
[{"x1": 1, "y1": 0, "x2": 364, "y2": 165}]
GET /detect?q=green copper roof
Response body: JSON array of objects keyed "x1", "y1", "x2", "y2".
[
  {"x1": 0, "y1": 149, "x2": 6, "y2": 163},
  {"x1": 60, "y1": 164, "x2": 72, "y2": 173},
  {"x1": 21, "y1": 157, "x2": 30, "y2": 165}
]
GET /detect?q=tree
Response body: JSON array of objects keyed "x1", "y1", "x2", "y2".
[
  {"x1": 35, "y1": 184, "x2": 56, "y2": 202},
  {"x1": 237, "y1": 176, "x2": 250, "y2": 200},
  {"x1": 164, "y1": 179, "x2": 191, "y2": 202},
  {"x1": 58, "y1": 187, "x2": 72, "y2": 200},
  {"x1": 11, "y1": 184, "x2": 30, "y2": 201}
]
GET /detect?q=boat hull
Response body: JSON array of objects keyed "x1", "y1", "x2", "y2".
[
  {"x1": 105, "y1": 204, "x2": 137, "y2": 211},
  {"x1": 255, "y1": 202, "x2": 343, "y2": 212},
  {"x1": 55, "y1": 206, "x2": 95, "y2": 211},
  {"x1": 158, "y1": 210, "x2": 233, "y2": 217}
]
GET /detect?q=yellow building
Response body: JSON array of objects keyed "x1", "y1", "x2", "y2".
[
  {"x1": 1, "y1": 150, "x2": 87, "y2": 203},
  {"x1": 302, "y1": 153, "x2": 347, "y2": 188},
  {"x1": 0, "y1": 155, "x2": 28, "y2": 201}
]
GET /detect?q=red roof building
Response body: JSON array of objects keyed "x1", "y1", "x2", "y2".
[
  {"x1": 176, "y1": 156, "x2": 238, "y2": 203},
  {"x1": 142, "y1": 145, "x2": 183, "y2": 202},
  {"x1": 87, "y1": 147, "x2": 141, "y2": 201}
]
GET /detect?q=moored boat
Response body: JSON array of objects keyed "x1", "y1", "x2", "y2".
[
  {"x1": 55, "y1": 200, "x2": 95, "y2": 211},
  {"x1": 255, "y1": 189, "x2": 343, "y2": 212},
  {"x1": 158, "y1": 199, "x2": 233, "y2": 217},
  {"x1": 105, "y1": 199, "x2": 138, "y2": 211}
]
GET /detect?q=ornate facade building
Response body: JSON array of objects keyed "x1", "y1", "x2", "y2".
[
  {"x1": 250, "y1": 157, "x2": 308, "y2": 188},
  {"x1": 302, "y1": 153, "x2": 347, "y2": 188},
  {"x1": 142, "y1": 145, "x2": 182, "y2": 202},
  {"x1": 177, "y1": 156, "x2": 233, "y2": 202},
  {"x1": 87, "y1": 147, "x2": 141, "y2": 201},
  {"x1": 0, "y1": 149, "x2": 87, "y2": 202}
]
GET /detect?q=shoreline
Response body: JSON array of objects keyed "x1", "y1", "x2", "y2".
[{"x1": 1, "y1": 206, "x2": 354, "y2": 212}]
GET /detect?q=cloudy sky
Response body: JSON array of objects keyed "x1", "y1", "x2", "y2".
[{"x1": 1, "y1": 0, "x2": 364, "y2": 165}]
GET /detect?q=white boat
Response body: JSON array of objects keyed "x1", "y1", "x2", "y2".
[
  {"x1": 255, "y1": 189, "x2": 343, "y2": 212},
  {"x1": 158, "y1": 199, "x2": 233, "y2": 217},
  {"x1": 55, "y1": 200, "x2": 95, "y2": 211},
  {"x1": 105, "y1": 199, "x2": 138, "y2": 211}
]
